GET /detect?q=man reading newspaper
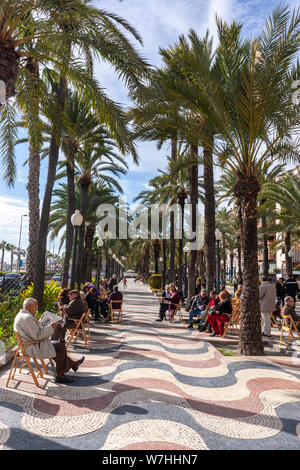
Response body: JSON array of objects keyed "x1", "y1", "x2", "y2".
[{"x1": 14, "y1": 298, "x2": 85, "y2": 384}]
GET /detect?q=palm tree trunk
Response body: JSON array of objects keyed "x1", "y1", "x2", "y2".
[
  {"x1": 33, "y1": 76, "x2": 67, "y2": 307},
  {"x1": 222, "y1": 236, "x2": 226, "y2": 279},
  {"x1": 199, "y1": 249, "x2": 205, "y2": 277},
  {"x1": 76, "y1": 182, "x2": 89, "y2": 285},
  {"x1": 85, "y1": 224, "x2": 95, "y2": 282},
  {"x1": 169, "y1": 138, "x2": 177, "y2": 282},
  {"x1": 62, "y1": 159, "x2": 75, "y2": 287},
  {"x1": 235, "y1": 175, "x2": 264, "y2": 356},
  {"x1": 26, "y1": 59, "x2": 40, "y2": 282},
  {"x1": 203, "y1": 142, "x2": 216, "y2": 293},
  {"x1": 230, "y1": 252, "x2": 234, "y2": 280},
  {"x1": 188, "y1": 145, "x2": 198, "y2": 299},
  {"x1": 162, "y1": 238, "x2": 167, "y2": 288},
  {"x1": 10, "y1": 250, "x2": 13, "y2": 271},
  {"x1": 1, "y1": 247, "x2": 5, "y2": 271},
  {"x1": 284, "y1": 231, "x2": 292, "y2": 276},
  {"x1": 177, "y1": 192, "x2": 186, "y2": 293},
  {"x1": 26, "y1": 146, "x2": 41, "y2": 282}
]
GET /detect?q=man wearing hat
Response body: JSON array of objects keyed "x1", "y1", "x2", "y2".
[
  {"x1": 63, "y1": 290, "x2": 88, "y2": 329},
  {"x1": 187, "y1": 289, "x2": 210, "y2": 329}
]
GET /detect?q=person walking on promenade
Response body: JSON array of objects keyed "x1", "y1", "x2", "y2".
[
  {"x1": 259, "y1": 276, "x2": 276, "y2": 337},
  {"x1": 108, "y1": 274, "x2": 118, "y2": 292},
  {"x1": 275, "y1": 277, "x2": 286, "y2": 308},
  {"x1": 233, "y1": 275, "x2": 238, "y2": 293},
  {"x1": 122, "y1": 277, "x2": 127, "y2": 289},
  {"x1": 285, "y1": 274, "x2": 299, "y2": 303}
]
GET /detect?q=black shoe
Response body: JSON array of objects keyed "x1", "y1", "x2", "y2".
[
  {"x1": 72, "y1": 356, "x2": 85, "y2": 373},
  {"x1": 187, "y1": 324, "x2": 194, "y2": 329},
  {"x1": 209, "y1": 332, "x2": 217, "y2": 337},
  {"x1": 262, "y1": 332, "x2": 271, "y2": 337},
  {"x1": 155, "y1": 319, "x2": 163, "y2": 322},
  {"x1": 54, "y1": 375, "x2": 74, "y2": 384}
]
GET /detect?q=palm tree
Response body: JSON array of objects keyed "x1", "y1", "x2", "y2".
[
  {"x1": 261, "y1": 173, "x2": 300, "y2": 276},
  {"x1": 192, "y1": 9, "x2": 299, "y2": 355},
  {"x1": 0, "y1": 241, "x2": 7, "y2": 271},
  {"x1": 49, "y1": 181, "x2": 119, "y2": 282},
  {"x1": 51, "y1": 91, "x2": 130, "y2": 286},
  {"x1": 32, "y1": 1, "x2": 150, "y2": 306}
]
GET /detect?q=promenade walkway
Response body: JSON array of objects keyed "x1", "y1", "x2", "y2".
[{"x1": 0, "y1": 280, "x2": 299, "y2": 450}]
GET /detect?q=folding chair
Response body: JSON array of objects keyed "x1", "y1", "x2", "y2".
[
  {"x1": 270, "y1": 312, "x2": 280, "y2": 329},
  {"x1": 108, "y1": 300, "x2": 123, "y2": 322},
  {"x1": 6, "y1": 332, "x2": 54, "y2": 388},
  {"x1": 66, "y1": 313, "x2": 88, "y2": 349},
  {"x1": 85, "y1": 309, "x2": 92, "y2": 339},
  {"x1": 168, "y1": 302, "x2": 182, "y2": 322},
  {"x1": 279, "y1": 311, "x2": 300, "y2": 348},
  {"x1": 222, "y1": 300, "x2": 241, "y2": 338}
]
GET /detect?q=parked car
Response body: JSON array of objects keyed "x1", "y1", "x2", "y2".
[
  {"x1": 0, "y1": 273, "x2": 22, "y2": 295},
  {"x1": 52, "y1": 274, "x2": 62, "y2": 283}
]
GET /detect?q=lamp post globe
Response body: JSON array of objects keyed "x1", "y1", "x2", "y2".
[
  {"x1": 71, "y1": 210, "x2": 83, "y2": 227},
  {"x1": 97, "y1": 239, "x2": 104, "y2": 248},
  {"x1": 70, "y1": 210, "x2": 83, "y2": 289}
]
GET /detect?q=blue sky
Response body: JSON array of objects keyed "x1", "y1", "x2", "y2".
[{"x1": 0, "y1": 0, "x2": 299, "y2": 254}]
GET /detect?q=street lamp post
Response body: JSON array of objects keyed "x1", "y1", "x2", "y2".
[
  {"x1": 215, "y1": 229, "x2": 222, "y2": 293},
  {"x1": 96, "y1": 239, "x2": 104, "y2": 290},
  {"x1": 113, "y1": 254, "x2": 117, "y2": 279},
  {"x1": 70, "y1": 210, "x2": 83, "y2": 289},
  {"x1": 18, "y1": 214, "x2": 27, "y2": 272},
  {"x1": 107, "y1": 248, "x2": 112, "y2": 278},
  {"x1": 183, "y1": 245, "x2": 189, "y2": 299},
  {"x1": 288, "y1": 249, "x2": 294, "y2": 276}
]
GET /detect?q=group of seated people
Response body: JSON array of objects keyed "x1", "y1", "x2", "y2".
[
  {"x1": 58, "y1": 274, "x2": 122, "y2": 323},
  {"x1": 155, "y1": 284, "x2": 183, "y2": 322},
  {"x1": 186, "y1": 288, "x2": 234, "y2": 337},
  {"x1": 13, "y1": 275, "x2": 123, "y2": 386}
]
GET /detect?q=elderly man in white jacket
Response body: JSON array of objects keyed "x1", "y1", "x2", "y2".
[
  {"x1": 259, "y1": 277, "x2": 276, "y2": 337},
  {"x1": 14, "y1": 298, "x2": 84, "y2": 384}
]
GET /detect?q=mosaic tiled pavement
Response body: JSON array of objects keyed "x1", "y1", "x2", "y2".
[{"x1": 0, "y1": 280, "x2": 300, "y2": 450}]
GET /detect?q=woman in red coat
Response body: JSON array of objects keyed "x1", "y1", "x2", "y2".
[{"x1": 208, "y1": 290, "x2": 232, "y2": 337}]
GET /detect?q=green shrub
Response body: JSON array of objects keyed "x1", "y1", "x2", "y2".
[
  {"x1": 148, "y1": 274, "x2": 162, "y2": 290},
  {"x1": 21, "y1": 281, "x2": 60, "y2": 312}
]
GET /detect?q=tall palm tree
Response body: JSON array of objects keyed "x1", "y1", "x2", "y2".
[
  {"x1": 32, "y1": 1, "x2": 150, "y2": 306},
  {"x1": 185, "y1": 8, "x2": 299, "y2": 355},
  {"x1": 0, "y1": 241, "x2": 7, "y2": 271},
  {"x1": 52, "y1": 91, "x2": 130, "y2": 286},
  {"x1": 49, "y1": 181, "x2": 119, "y2": 281},
  {"x1": 261, "y1": 173, "x2": 300, "y2": 276}
]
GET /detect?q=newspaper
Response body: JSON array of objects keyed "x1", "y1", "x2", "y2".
[{"x1": 40, "y1": 311, "x2": 64, "y2": 327}]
